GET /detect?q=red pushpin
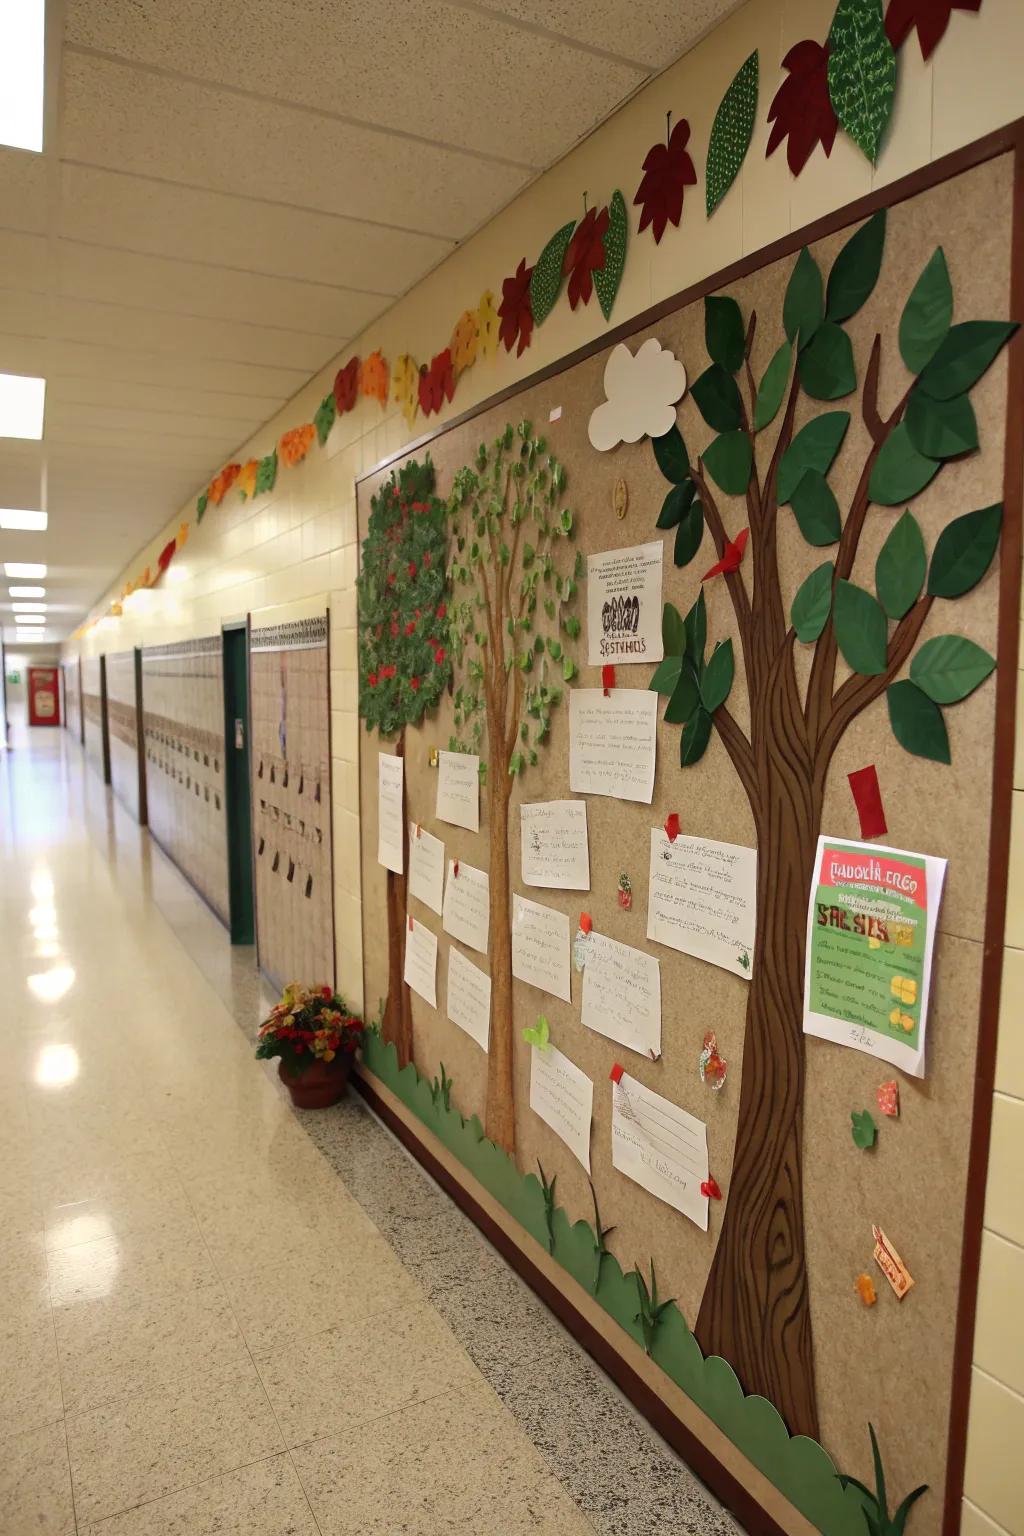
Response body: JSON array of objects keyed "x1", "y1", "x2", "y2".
[
  {"x1": 701, "y1": 1177, "x2": 722, "y2": 1200},
  {"x1": 453, "y1": 858, "x2": 459, "y2": 878},
  {"x1": 664, "y1": 812, "x2": 680, "y2": 843},
  {"x1": 602, "y1": 664, "x2": 616, "y2": 697},
  {"x1": 579, "y1": 912, "x2": 593, "y2": 934},
  {"x1": 609, "y1": 1063, "x2": 625, "y2": 1084}
]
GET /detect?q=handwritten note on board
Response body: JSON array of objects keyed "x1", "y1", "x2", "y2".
[
  {"x1": 446, "y1": 945, "x2": 491, "y2": 1052},
  {"x1": 408, "y1": 823, "x2": 444, "y2": 915},
  {"x1": 512, "y1": 894, "x2": 571, "y2": 1003},
  {"x1": 569, "y1": 689, "x2": 658, "y2": 804},
  {"x1": 377, "y1": 753, "x2": 404, "y2": 874},
  {"x1": 587, "y1": 542, "x2": 664, "y2": 667},
  {"x1": 442, "y1": 859, "x2": 490, "y2": 956},
  {"x1": 403, "y1": 917, "x2": 437, "y2": 1008},
  {"x1": 581, "y1": 932, "x2": 661, "y2": 1058},
  {"x1": 647, "y1": 830, "x2": 757, "y2": 978},
  {"x1": 611, "y1": 1071, "x2": 709, "y2": 1230},
  {"x1": 436, "y1": 751, "x2": 480, "y2": 832},
  {"x1": 520, "y1": 801, "x2": 590, "y2": 891},
  {"x1": 530, "y1": 1044, "x2": 593, "y2": 1172}
]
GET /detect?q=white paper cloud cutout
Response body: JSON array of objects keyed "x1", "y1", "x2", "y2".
[{"x1": 587, "y1": 337, "x2": 688, "y2": 452}]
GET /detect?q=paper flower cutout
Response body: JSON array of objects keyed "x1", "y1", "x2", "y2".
[
  {"x1": 208, "y1": 462, "x2": 241, "y2": 506},
  {"x1": 563, "y1": 205, "x2": 610, "y2": 310},
  {"x1": 360, "y1": 351, "x2": 389, "y2": 405},
  {"x1": 588, "y1": 338, "x2": 687, "y2": 451},
  {"x1": 634, "y1": 117, "x2": 697, "y2": 242},
  {"x1": 476, "y1": 289, "x2": 500, "y2": 361},
  {"x1": 450, "y1": 310, "x2": 479, "y2": 375},
  {"x1": 279, "y1": 425, "x2": 315, "y2": 467},
  {"x1": 236, "y1": 460, "x2": 258, "y2": 500},
  {"x1": 499, "y1": 259, "x2": 534, "y2": 357},
  {"x1": 885, "y1": 0, "x2": 980, "y2": 60},
  {"x1": 766, "y1": 40, "x2": 838, "y2": 176},
  {"x1": 334, "y1": 357, "x2": 360, "y2": 415},
  {"x1": 391, "y1": 354, "x2": 420, "y2": 428},
  {"x1": 255, "y1": 451, "x2": 277, "y2": 495}
]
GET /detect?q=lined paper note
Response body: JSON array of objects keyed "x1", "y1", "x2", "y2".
[
  {"x1": 403, "y1": 917, "x2": 437, "y2": 1008},
  {"x1": 611, "y1": 1071, "x2": 709, "y2": 1229},
  {"x1": 511, "y1": 894, "x2": 571, "y2": 1003},
  {"x1": 446, "y1": 946, "x2": 491, "y2": 1052},
  {"x1": 520, "y1": 800, "x2": 590, "y2": 891},
  {"x1": 441, "y1": 859, "x2": 489, "y2": 955},
  {"x1": 530, "y1": 1044, "x2": 593, "y2": 1172},
  {"x1": 377, "y1": 753, "x2": 404, "y2": 874},
  {"x1": 436, "y1": 751, "x2": 480, "y2": 832},
  {"x1": 569, "y1": 689, "x2": 658, "y2": 804},
  {"x1": 408, "y1": 823, "x2": 445, "y2": 915},
  {"x1": 647, "y1": 830, "x2": 757, "y2": 979},
  {"x1": 581, "y1": 932, "x2": 661, "y2": 1058}
]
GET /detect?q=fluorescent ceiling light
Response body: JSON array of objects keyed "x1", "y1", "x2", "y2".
[
  {"x1": 15, "y1": 613, "x2": 44, "y2": 624},
  {"x1": 13, "y1": 602, "x2": 46, "y2": 612},
  {"x1": 0, "y1": 0, "x2": 45, "y2": 153},
  {"x1": 0, "y1": 374, "x2": 45, "y2": 439},
  {"x1": 0, "y1": 509, "x2": 47, "y2": 531},
  {"x1": 4, "y1": 562, "x2": 46, "y2": 578},
  {"x1": 9, "y1": 586, "x2": 45, "y2": 597}
]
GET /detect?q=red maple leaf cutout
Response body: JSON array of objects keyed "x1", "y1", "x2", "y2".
[
  {"x1": 634, "y1": 118, "x2": 697, "y2": 243},
  {"x1": 562, "y1": 205, "x2": 609, "y2": 311},
  {"x1": 333, "y1": 357, "x2": 360, "y2": 415},
  {"x1": 885, "y1": 0, "x2": 981, "y2": 60},
  {"x1": 498, "y1": 258, "x2": 534, "y2": 357},
  {"x1": 418, "y1": 349, "x2": 455, "y2": 417},
  {"x1": 766, "y1": 41, "x2": 838, "y2": 177}
]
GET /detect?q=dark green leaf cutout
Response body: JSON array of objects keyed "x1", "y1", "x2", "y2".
[
  {"x1": 701, "y1": 639, "x2": 735, "y2": 712},
  {"x1": 826, "y1": 210, "x2": 887, "y2": 322},
  {"x1": 875, "y1": 511, "x2": 925, "y2": 619},
  {"x1": 799, "y1": 321, "x2": 857, "y2": 400},
  {"x1": 905, "y1": 389, "x2": 978, "y2": 460},
  {"x1": 917, "y1": 320, "x2": 1019, "y2": 401},
  {"x1": 851, "y1": 1109, "x2": 877, "y2": 1149},
  {"x1": 791, "y1": 470, "x2": 842, "y2": 545},
  {"x1": 910, "y1": 634, "x2": 996, "y2": 704},
  {"x1": 791, "y1": 561, "x2": 834, "y2": 642},
  {"x1": 754, "y1": 342, "x2": 791, "y2": 431},
  {"x1": 314, "y1": 391, "x2": 336, "y2": 446},
  {"x1": 692, "y1": 364, "x2": 744, "y2": 432},
  {"x1": 662, "y1": 602, "x2": 685, "y2": 656},
  {"x1": 705, "y1": 296, "x2": 746, "y2": 373},
  {"x1": 665, "y1": 666, "x2": 701, "y2": 723},
  {"x1": 887, "y1": 679, "x2": 951, "y2": 763},
  {"x1": 681, "y1": 706, "x2": 713, "y2": 764},
  {"x1": 653, "y1": 425, "x2": 690, "y2": 484},
  {"x1": 685, "y1": 590, "x2": 707, "y2": 671},
  {"x1": 928, "y1": 503, "x2": 1002, "y2": 598},
  {"x1": 706, "y1": 50, "x2": 759, "y2": 217},
  {"x1": 594, "y1": 191, "x2": 628, "y2": 322},
  {"x1": 784, "y1": 248, "x2": 824, "y2": 349},
  {"x1": 899, "y1": 247, "x2": 952, "y2": 373},
  {"x1": 657, "y1": 480, "x2": 695, "y2": 529},
  {"x1": 833, "y1": 579, "x2": 888, "y2": 675},
  {"x1": 703, "y1": 431, "x2": 753, "y2": 495},
  {"x1": 530, "y1": 219, "x2": 576, "y2": 326},
  {"x1": 649, "y1": 656, "x2": 682, "y2": 695},
  {"x1": 196, "y1": 491, "x2": 208, "y2": 523},
  {"x1": 255, "y1": 450, "x2": 278, "y2": 495},
  {"x1": 777, "y1": 411, "x2": 850, "y2": 503},
  {"x1": 674, "y1": 502, "x2": 705, "y2": 567},
  {"x1": 868, "y1": 423, "x2": 940, "y2": 505},
  {"x1": 827, "y1": 0, "x2": 897, "y2": 165}
]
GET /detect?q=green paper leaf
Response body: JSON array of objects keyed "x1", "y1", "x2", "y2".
[
  {"x1": 899, "y1": 247, "x2": 953, "y2": 373},
  {"x1": 681, "y1": 706, "x2": 713, "y2": 765},
  {"x1": 790, "y1": 470, "x2": 842, "y2": 545},
  {"x1": 674, "y1": 502, "x2": 705, "y2": 566},
  {"x1": 691, "y1": 363, "x2": 743, "y2": 432},
  {"x1": 649, "y1": 656, "x2": 682, "y2": 696},
  {"x1": 196, "y1": 491, "x2": 208, "y2": 523},
  {"x1": 530, "y1": 219, "x2": 576, "y2": 326},
  {"x1": 917, "y1": 320, "x2": 1019, "y2": 401},
  {"x1": 833, "y1": 579, "x2": 888, "y2": 675},
  {"x1": 562, "y1": 655, "x2": 577, "y2": 682},
  {"x1": 652, "y1": 425, "x2": 690, "y2": 484},
  {"x1": 784, "y1": 247, "x2": 824, "y2": 349},
  {"x1": 701, "y1": 639, "x2": 735, "y2": 712},
  {"x1": 827, "y1": 0, "x2": 896, "y2": 165},
  {"x1": 314, "y1": 391, "x2": 336, "y2": 446},
  {"x1": 826, "y1": 210, "x2": 887, "y2": 322},
  {"x1": 594, "y1": 191, "x2": 628, "y2": 322},
  {"x1": 851, "y1": 1109, "x2": 877, "y2": 1149},
  {"x1": 799, "y1": 321, "x2": 857, "y2": 400},
  {"x1": 665, "y1": 666, "x2": 700, "y2": 723},
  {"x1": 706, "y1": 50, "x2": 759, "y2": 217},
  {"x1": 905, "y1": 389, "x2": 978, "y2": 460},
  {"x1": 685, "y1": 591, "x2": 707, "y2": 669},
  {"x1": 875, "y1": 511, "x2": 926, "y2": 619},
  {"x1": 662, "y1": 602, "x2": 685, "y2": 656},
  {"x1": 887, "y1": 679, "x2": 951, "y2": 763},
  {"x1": 868, "y1": 423, "x2": 940, "y2": 505},
  {"x1": 791, "y1": 561, "x2": 834, "y2": 643},
  {"x1": 522, "y1": 1015, "x2": 551, "y2": 1051},
  {"x1": 777, "y1": 411, "x2": 850, "y2": 503},
  {"x1": 656, "y1": 480, "x2": 695, "y2": 529},
  {"x1": 753, "y1": 342, "x2": 791, "y2": 431},
  {"x1": 910, "y1": 634, "x2": 996, "y2": 704},
  {"x1": 928, "y1": 503, "x2": 1002, "y2": 598},
  {"x1": 703, "y1": 430, "x2": 752, "y2": 495},
  {"x1": 255, "y1": 450, "x2": 278, "y2": 495},
  {"x1": 705, "y1": 295, "x2": 746, "y2": 373}
]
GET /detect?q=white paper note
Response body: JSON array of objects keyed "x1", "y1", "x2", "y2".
[
  {"x1": 436, "y1": 750, "x2": 480, "y2": 832},
  {"x1": 511, "y1": 894, "x2": 571, "y2": 1003},
  {"x1": 611, "y1": 1071, "x2": 709, "y2": 1230},
  {"x1": 442, "y1": 859, "x2": 490, "y2": 956},
  {"x1": 377, "y1": 753, "x2": 404, "y2": 874},
  {"x1": 647, "y1": 830, "x2": 757, "y2": 979},
  {"x1": 403, "y1": 917, "x2": 437, "y2": 1008},
  {"x1": 587, "y1": 542, "x2": 664, "y2": 667},
  {"x1": 582, "y1": 932, "x2": 661, "y2": 1058},
  {"x1": 530, "y1": 1045, "x2": 593, "y2": 1172},
  {"x1": 446, "y1": 946, "x2": 491, "y2": 1052},
  {"x1": 408, "y1": 823, "x2": 445, "y2": 915},
  {"x1": 569, "y1": 689, "x2": 658, "y2": 804},
  {"x1": 520, "y1": 801, "x2": 590, "y2": 891}
]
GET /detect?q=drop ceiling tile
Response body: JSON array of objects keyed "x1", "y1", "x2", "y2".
[
  {"x1": 0, "y1": 231, "x2": 50, "y2": 292},
  {"x1": 47, "y1": 376, "x2": 270, "y2": 429},
  {"x1": 45, "y1": 400, "x2": 258, "y2": 445},
  {"x1": 473, "y1": 0, "x2": 739, "y2": 69},
  {"x1": 0, "y1": 289, "x2": 50, "y2": 339},
  {"x1": 44, "y1": 419, "x2": 221, "y2": 465},
  {"x1": 61, "y1": 53, "x2": 528, "y2": 242},
  {"x1": 0, "y1": 444, "x2": 44, "y2": 509},
  {"x1": 0, "y1": 148, "x2": 50, "y2": 235},
  {"x1": 0, "y1": 334, "x2": 309, "y2": 399}
]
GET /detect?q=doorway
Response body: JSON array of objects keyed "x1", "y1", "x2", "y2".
[
  {"x1": 222, "y1": 624, "x2": 254, "y2": 945},
  {"x1": 99, "y1": 655, "x2": 111, "y2": 783}
]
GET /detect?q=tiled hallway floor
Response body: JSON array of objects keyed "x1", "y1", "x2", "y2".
[{"x1": 0, "y1": 726, "x2": 739, "y2": 1536}]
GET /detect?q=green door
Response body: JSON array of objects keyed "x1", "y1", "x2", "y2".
[{"x1": 222, "y1": 625, "x2": 255, "y2": 944}]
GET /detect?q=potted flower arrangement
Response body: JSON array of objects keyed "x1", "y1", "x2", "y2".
[{"x1": 256, "y1": 983, "x2": 364, "y2": 1109}]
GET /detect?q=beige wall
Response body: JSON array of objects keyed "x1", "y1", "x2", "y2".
[{"x1": 62, "y1": 0, "x2": 1022, "y2": 1526}]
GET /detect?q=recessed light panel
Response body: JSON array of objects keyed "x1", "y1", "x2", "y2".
[
  {"x1": 0, "y1": 374, "x2": 45, "y2": 439},
  {"x1": 0, "y1": 0, "x2": 45, "y2": 153},
  {"x1": 8, "y1": 586, "x2": 45, "y2": 597},
  {"x1": 15, "y1": 613, "x2": 44, "y2": 624},
  {"x1": 4, "y1": 563, "x2": 46, "y2": 578},
  {"x1": 0, "y1": 509, "x2": 47, "y2": 530},
  {"x1": 12, "y1": 602, "x2": 46, "y2": 612}
]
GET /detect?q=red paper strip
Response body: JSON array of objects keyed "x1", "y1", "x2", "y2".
[
  {"x1": 602, "y1": 663, "x2": 616, "y2": 696},
  {"x1": 453, "y1": 859, "x2": 460, "y2": 879},
  {"x1": 408, "y1": 915, "x2": 414, "y2": 932},
  {"x1": 848, "y1": 764, "x2": 887, "y2": 839},
  {"x1": 579, "y1": 912, "x2": 593, "y2": 934},
  {"x1": 609, "y1": 1063, "x2": 624, "y2": 1084},
  {"x1": 701, "y1": 1177, "x2": 722, "y2": 1200},
  {"x1": 702, "y1": 527, "x2": 748, "y2": 582},
  {"x1": 665, "y1": 812, "x2": 680, "y2": 842}
]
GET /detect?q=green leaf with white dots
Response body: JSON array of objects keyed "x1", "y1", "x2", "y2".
[
  {"x1": 530, "y1": 219, "x2": 576, "y2": 326},
  {"x1": 827, "y1": 0, "x2": 896, "y2": 165},
  {"x1": 594, "y1": 191, "x2": 628, "y2": 322},
  {"x1": 706, "y1": 51, "x2": 759, "y2": 217}
]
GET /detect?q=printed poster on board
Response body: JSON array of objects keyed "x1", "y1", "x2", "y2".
[
  {"x1": 586, "y1": 542, "x2": 664, "y2": 666},
  {"x1": 802, "y1": 836, "x2": 947, "y2": 1078}
]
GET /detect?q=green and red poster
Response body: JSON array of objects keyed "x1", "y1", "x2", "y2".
[{"x1": 802, "y1": 836, "x2": 946, "y2": 1077}]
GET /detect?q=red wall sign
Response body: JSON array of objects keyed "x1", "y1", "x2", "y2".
[{"x1": 28, "y1": 667, "x2": 61, "y2": 727}]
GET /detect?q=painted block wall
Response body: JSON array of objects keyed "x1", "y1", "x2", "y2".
[{"x1": 60, "y1": 0, "x2": 1023, "y2": 1526}]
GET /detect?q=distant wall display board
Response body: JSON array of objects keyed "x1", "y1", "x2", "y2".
[
  {"x1": 141, "y1": 638, "x2": 229, "y2": 924},
  {"x1": 356, "y1": 135, "x2": 1023, "y2": 1536},
  {"x1": 63, "y1": 658, "x2": 82, "y2": 743},
  {"x1": 81, "y1": 654, "x2": 105, "y2": 779},
  {"x1": 105, "y1": 649, "x2": 145, "y2": 823},
  {"x1": 249, "y1": 612, "x2": 334, "y2": 991},
  {"x1": 27, "y1": 666, "x2": 60, "y2": 727}
]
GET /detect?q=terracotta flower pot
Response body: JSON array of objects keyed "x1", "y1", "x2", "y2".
[{"x1": 278, "y1": 1054, "x2": 351, "y2": 1109}]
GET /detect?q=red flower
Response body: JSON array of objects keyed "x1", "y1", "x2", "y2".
[
  {"x1": 433, "y1": 648, "x2": 446, "y2": 664},
  {"x1": 410, "y1": 677, "x2": 420, "y2": 691},
  {"x1": 498, "y1": 258, "x2": 534, "y2": 357},
  {"x1": 386, "y1": 573, "x2": 395, "y2": 587},
  {"x1": 320, "y1": 985, "x2": 333, "y2": 999},
  {"x1": 634, "y1": 117, "x2": 697, "y2": 242},
  {"x1": 333, "y1": 357, "x2": 360, "y2": 415},
  {"x1": 562, "y1": 205, "x2": 610, "y2": 310},
  {"x1": 766, "y1": 41, "x2": 838, "y2": 177},
  {"x1": 368, "y1": 671, "x2": 378, "y2": 687},
  {"x1": 408, "y1": 562, "x2": 417, "y2": 579},
  {"x1": 423, "y1": 553, "x2": 431, "y2": 568},
  {"x1": 885, "y1": 0, "x2": 980, "y2": 59},
  {"x1": 380, "y1": 665, "x2": 396, "y2": 680},
  {"x1": 404, "y1": 621, "x2": 416, "y2": 636},
  {"x1": 390, "y1": 622, "x2": 398, "y2": 637},
  {"x1": 436, "y1": 603, "x2": 447, "y2": 619},
  {"x1": 294, "y1": 1042, "x2": 305, "y2": 1053}
]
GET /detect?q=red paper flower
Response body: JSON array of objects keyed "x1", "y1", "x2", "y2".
[
  {"x1": 408, "y1": 562, "x2": 417, "y2": 579},
  {"x1": 436, "y1": 603, "x2": 447, "y2": 619},
  {"x1": 634, "y1": 117, "x2": 698, "y2": 243},
  {"x1": 766, "y1": 41, "x2": 838, "y2": 177},
  {"x1": 333, "y1": 357, "x2": 360, "y2": 414},
  {"x1": 156, "y1": 538, "x2": 177, "y2": 573},
  {"x1": 433, "y1": 647, "x2": 446, "y2": 664},
  {"x1": 404, "y1": 621, "x2": 416, "y2": 636},
  {"x1": 410, "y1": 677, "x2": 420, "y2": 691},
  {"x1": 562, "y1": 206, "x2": 609, "y2": 310},
  {"x1": 368, "y1": 672, "x2": 378, "y2": 687},
  {"x1": 885, "y1": 0, "x2": 980, "y2": 59},
  {"x1": 498, "y1": 258, "x2": 535, "y2": 357}
]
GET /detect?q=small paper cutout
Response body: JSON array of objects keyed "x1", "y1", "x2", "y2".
[
  {"x1": 634, "y1": 115, "x2": 697, "y2": 243},
  {"x1": 665, "y1": 813, "x2": 680, "y2": 843},
  {"x1": 855, "y1": 1273, "x2": 878, "y2": 1306},
  {"x1": 702, "y1": 527, "x2": 749, "y2": 582},
  {"x1": 573, "y1": 928, "x2": 591, "y2": 972},
  {"x1": 476, "y1": 289, "x2": 499, "y2": 361},
  {"x1": 848, "y1": 764, "x2": 888, "y2": 838},
  {"x1": 588, "y1": 338, "x2": 687, "y2": 452},
  {"x1": 872, "y1": 1224, "x2": 914, "y2": 1298},
  {"x1": 851, "y1": 1108, "x2": 877, "y2": 1148},
  {"x1": 498, "y1": 259, "x2": 534, "y2": 357},
  {"x1": 609, "y1": 1062, "x2": 625, "y2": 1084},
  {"x1": 563, "y1": 204, "x2": 610, "y2": 311},
  {"x1": 522, "y1": 1015, "x2": 551, "y2": 1052},
  {"x1": 579, "y1": 912, "x2": 593, "y2": 935},
  {"x1": 699, "y1": 1030, "x2": 728, "y2": 1090},
  {"x1": 701, "y1": 1178, "x2": 722, "y2": 1200},
  {"x1": 602, "y1": 664, "x2": 616, "y2": 696},
  {"x1": 766, "y1": 40, "x2": 838, "y2": 177},
  {"x1": 877, "y1": 1080, "x2": 900, "y2": 1117},
  {"x1": 360, "y1": 351, "x2": 389, "y2": 404},
  {"x1": 618, "y1": 874, "x2": 632, "y2": 911},
  {"x1": 885, "y1": 0, "x2": 980, "y2": 61}
]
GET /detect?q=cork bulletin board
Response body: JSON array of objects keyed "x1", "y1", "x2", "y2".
[{"x1": 356, "y1": 139, "x2": 1022, "y2": 1536}]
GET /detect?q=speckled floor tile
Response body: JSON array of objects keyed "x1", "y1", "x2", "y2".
[
  {"x1": 0, "y1": 1315, "x2": 65, "y2": 1441},
  {"x1": 0, "y1": 1417, "x2": 75, "y2": 1536},
  {"x1": 79, "y1": 1453, "x2": 319, "y2": 1536}
]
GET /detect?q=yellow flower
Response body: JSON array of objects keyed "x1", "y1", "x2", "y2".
[
  {"x1": 450, "y1": 310, "x2": 479, "y2": 375},
  {"x1": 391, "y1": 354, "x2": 419, "y2": 428},
  {"x1": 476, "y1": 289, "x2": 499, "y2": 360},
  {"x1": 323, "y1": 1049, "x2": 335, "y2": 1062}
]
